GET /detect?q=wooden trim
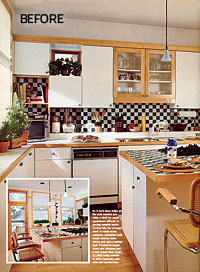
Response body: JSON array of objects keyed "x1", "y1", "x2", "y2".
[
  {"x1": 51, "y1": 50, "x2": 81, "y2": 62},
  {"x1": 1, "y1": 0, "x2": 12, "y2": 16},
  {"x1": 13, "y1": 74, "x2": 49, "y2": 79},
  {"x1": 8, "y1": 189, "x2": 28, "y2": 203},
  {"x1": 31, "y1": 191, "x2": 50, "y2": 227},
  {"x1": 76, "y1": 196, "x2": 88, "y2": 202},
  {"x1": 13, "y1": 34, "x2": 200, "y2": 53},
  {"x1": 8, "y1": 190, "x2": 28, "y2": 249}
]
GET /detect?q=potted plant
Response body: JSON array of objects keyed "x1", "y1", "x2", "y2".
[
  {"x1": 0, "y1": 121, "x2": 11, "y2": 153},
  {"x1": 71, "y1": 61, "x2": 82, "y2": 76},
  {"x1": 61, "y1": 58, "x2": 73, "y2": 76},
  {"x1": 48, "y1": 58, "x2": 63, "y2": 75},
  {"x1": 6, "y1": 99, "x2": 31, "y2": 148}
]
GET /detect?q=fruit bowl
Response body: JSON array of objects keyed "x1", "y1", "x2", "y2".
[{"x1": 129, "y1": 127, "x2": 141, "y2": 132}]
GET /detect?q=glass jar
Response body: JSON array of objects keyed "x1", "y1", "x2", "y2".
[
  {"x1": 118, "y1": 54, "x2": 124, "y2": 69},
  {"x1": 124, "y1": 56, "x2": 131, "y2": 69}
]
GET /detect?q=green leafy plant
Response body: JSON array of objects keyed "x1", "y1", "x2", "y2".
[
  {"x1": 34, "y1": 219, "x2": 50, "y2": 224},
  {"x1": 0, "y1": 120, "x2": 11, "y2": 142},
  {"x1": 71, "y1": 61, "x2": 82, "y2": 76},
  {"x1": 82, "y1": 203, "x2": 88, "y2": 208},
  {"x1": 6, "y1": 99, "x2": 31, "y2": 139},
  {"x1": 63, "y1": 216, "x2": 74, "y2": 224}
]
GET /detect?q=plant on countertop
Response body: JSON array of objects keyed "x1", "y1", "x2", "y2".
[
  {"x1": 71, "y1": 60, "x2": 82, "y2": 76},
  {"x1": 6, "y1": 99, "x2": 31, "y2": 139},
  {"x1": 0, "y1": 121, "x2": 11, "y2": 153},
  {"x1": 34, "y1": 219, "x2": 50, "y2": 224},
  {"x1": 63, "y1": 216, "x2": 74, "y2": 224}
]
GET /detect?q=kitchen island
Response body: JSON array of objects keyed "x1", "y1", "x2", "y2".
[
  {"x1": 120, "y1": 149, "x2": 200, "y2": 272},
  {"x1": 30, "y1": 226, "x2": 88, "y2": 262}
]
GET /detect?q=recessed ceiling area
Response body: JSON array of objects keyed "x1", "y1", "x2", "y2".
[{"x1": 10, "y1": 0, "x2": 200, "y2": 30}]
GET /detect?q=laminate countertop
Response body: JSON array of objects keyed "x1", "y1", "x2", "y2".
[
  {"x1": 0, "y1": 136, "x2": 199, "y2": 182},
  {"x1": 120, "y1": 149, "x2": 200, "y2": 183}
]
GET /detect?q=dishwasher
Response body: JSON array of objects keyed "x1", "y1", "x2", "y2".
[{"x1": 72, "y1": 147, "x2": 118, "y2": 204}]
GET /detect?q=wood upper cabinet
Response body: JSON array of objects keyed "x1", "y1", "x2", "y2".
[
  {"x1": 114, "y1": 48, "x2": 175, "y2": 103},
  {"x1": 175, "y1": 51, "x2": 200, "y2": 108},
  {"x1": 145, "y1": 49, "x2": 175, "y2": 103},
  {"x1": 82, "y1": 45, "x2": 113, "y2": 107},
  {"x1": 113, "y1": 47, "x2": 145, "y2": 103},
  {"x1": 14, "y1": 42, "x2": 50, "y2": 75}
]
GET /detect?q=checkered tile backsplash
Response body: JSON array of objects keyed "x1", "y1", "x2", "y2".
[{"x1": 51, "y1": 104, "x2": 199, "y2": 132}]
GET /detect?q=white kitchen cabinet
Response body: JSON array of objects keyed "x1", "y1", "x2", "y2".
[
  {"x1": 49, "y1": 75, "x2": 82, "y2": 107},
  {"x1": 34, "y1": 147, "x2": 72, "y2": 178},
  {"x1": 82, "y1": 45, "x2": 113, "y2": 107},
  {"x1": 175, "y1": 51, "x2": 200, "y2": 108},
  {"x1": 81, "y1": 237, "x2": 88, "y2": 262},
  {"x1": 14, "y1": 42, "x2": 49, "y2": 75},
  {"x1": 61, "y1": 237, "x2": 83, "y2": 262},
  {"x1": 133, "y1": 166, "x2": 146, "y2": 272},
  {"x1": 8, "y1": 150, "x2": 34, "y2": 178},
  {"x1": 121, "y1": 158, "x2": 134, "y2": 250}
]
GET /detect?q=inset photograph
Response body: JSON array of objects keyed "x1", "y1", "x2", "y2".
[{"x1": 7, "y1": 178, "x2": 89, "y2": 263}]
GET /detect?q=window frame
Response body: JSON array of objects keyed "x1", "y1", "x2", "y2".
[{"x1": 51, "y1": 49, "x2": 81, "y2": 62}]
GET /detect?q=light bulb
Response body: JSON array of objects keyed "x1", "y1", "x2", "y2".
[
  {"x1": 49, "y1": 201, "x2": 51, "y2": 206},
  {"x1": 64, "y1": 191, "x2": 68, "y2": 197}
]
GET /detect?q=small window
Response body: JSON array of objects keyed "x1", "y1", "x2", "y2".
[
  {"x1": 32, "y1": 192, "x2": 49, "y2": 225},
  {"x1": 9, "y1": 192, "x2": 26, "y2": 202},
  {"x1": 52, "y1": 50, "x2": 81, "y2": 62}
]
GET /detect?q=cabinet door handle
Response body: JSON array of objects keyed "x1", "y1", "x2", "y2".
[
  {"x1": 19, "y1": 162, "x2": 23, "y2": 167},
  {"x1": 137, "y1": 176, "x2": 140, "y2": 181},
  {"x1": 142, "y1": 95, "x2": 144, "y2": 97},
  {"x1": 78, "y1": 104, "x2": 81, "y2": 106},
  {"x1": 109, "y1": 104, "x2": 112, "y2": 107},
  {"x1": 71, "y1": 242, "x2": 74, "y2": 244},
  {"x1": 29, "y1": 152, "x2": 32, "y2": 156},
  {"x1": 80, "y1": 246, "x2": 82, "y2": 248},
  {"x1": 132, "y1": 185, "x2": 135, "y2": 189},
  {"x1": 52, "y1": 152, "x2": 56, "y2": 156},
  {"x1": 67, "y1": 160, "x2": 71, "y2": 164}
]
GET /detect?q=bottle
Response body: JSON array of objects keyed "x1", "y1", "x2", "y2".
[
  {"x1": 141, "y1": 115, "x2": 146, "y2": 132},
  {"x1": 167, "y1": 138, "x2": 177, "y2": 162}
]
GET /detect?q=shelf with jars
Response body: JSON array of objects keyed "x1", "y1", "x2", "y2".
[{"x1": 113, "y1": 48, "x2": 175, "y2": 103}]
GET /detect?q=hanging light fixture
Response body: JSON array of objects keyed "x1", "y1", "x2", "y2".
[
  {"x1": 161, "y1": 0, "x2": 171, "y2": 62},
  {"x1": 64, "y1": 179, "x2": 68, "y2": 197},
  {"x1": 49, "y1": 180, "x2": 51, "y2": 206}
]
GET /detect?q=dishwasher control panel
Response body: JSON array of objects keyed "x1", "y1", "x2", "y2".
[{"x1": 72, "y1": 148, "x2": 118, "y2": 160}]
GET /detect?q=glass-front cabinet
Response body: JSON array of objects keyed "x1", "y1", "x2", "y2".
[
  {"x1": 113, "y1": 48, "x2": 175, "y2": 103},
  {"x1": 113, "y1": 48, "x2": 145, "y2": 102},
  {"x1": 146, "y1": 49, "x2": 175, "y2": 101}
]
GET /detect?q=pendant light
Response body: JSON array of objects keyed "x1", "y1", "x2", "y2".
[
  {"x1": 64, "y1": 179, "x2": 68, "y2": 197},
  {"x1": 161, "y1": 0, "x2": 171, "y2": 62},
  {"x1": 49, "y1": 180, "x2": 51, "y2": 206}
]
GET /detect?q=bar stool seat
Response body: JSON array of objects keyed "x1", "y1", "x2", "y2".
[
  {"x1": 164, "y1": 218, "x2": 199, "y2": 248},
  {"x1": 18, "y1": 247, "x2": 44, "y2": 262}
]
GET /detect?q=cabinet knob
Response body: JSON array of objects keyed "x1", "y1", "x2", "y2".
[
  {"x1": 71, "y1": 242, "x2": 74, "y2": 244},
  {"x1": 29, "y1": 152, "x2": 32, "y2": 156},
  {"x1": 78, "y1": 104, "x2": 81, "y2": 107},
  {"x1": 137, "y1": 176, "x2": 140, "y2": 181},
  {"x1": 132, "y1": 185, "x2": 135, "y2": 189},
  {"x1": 19, "y1": 162, "x2": 23, "y2": 167},
  {"x1": 67, "y1": 160, "x2": 71, "y2": 164},
  {"x1": 80, "y1": 246, "x2": 82, "y2": 248},
  {"x1": 52, "y1": 152, "x2": 56, "y2": 156},
  {"x1": 109, "y1": 104, "x2": 113, "y2": 107}
]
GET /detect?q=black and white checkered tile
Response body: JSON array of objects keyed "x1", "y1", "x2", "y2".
[
  {"x1": 16, "y1": 77, "x2": 49, "y2": 115},
  {"x1": 124, "y1": 150, "x2": 200, "y2": 176},
  {"x1": 51, "y1": 104, "x2": 198, "y2": 132}
]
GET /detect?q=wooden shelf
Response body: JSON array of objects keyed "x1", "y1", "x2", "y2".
[
  {"x1": 118, "y1": 80, "x2": 141, "y2": 83},
  {"x1": 118, "y1": 69, "x2": 141, "y2": 72},
  {"x1": 24, "y1": 102, "x2": 48, "y2": 105},
  {"x1": 149, "y1": 71, "x2": 171, "y2": 73},
  {"x1": 149, "y1": 81, "x2": 171, "y2": 83}
]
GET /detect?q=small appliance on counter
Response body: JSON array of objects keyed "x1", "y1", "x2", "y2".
[
  {"x1": 28, "y1": 113, "x2": 50, "y2": 142},
  {"x1": 62, "y1": 109, "x2": 75, "y2": 133},
  {"x1": 51, "y1": 116, "x2": 61, "y2": 133}
]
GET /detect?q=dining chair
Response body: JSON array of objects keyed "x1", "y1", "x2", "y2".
[
  {"x1": 11, "y1": 232, "x2": 44, "y2": 262},
  {"x1": 157, "y1": 177, "x2": 200, "y2": 272}
]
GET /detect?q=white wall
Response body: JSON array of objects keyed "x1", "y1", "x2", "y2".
[{"x1": 13, "y1": 15, "x2": 200, "y2": 47}]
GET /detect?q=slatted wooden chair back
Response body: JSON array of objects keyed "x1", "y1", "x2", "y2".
[
  {"x1": 189, "y1": 177, "x2": 200, "y2": 228},
  {"x1": 11, "y1": 232, "x2": 18, "y2": 249}
]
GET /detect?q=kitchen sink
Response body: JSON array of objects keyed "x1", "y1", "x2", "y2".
[{"x1": 115, "y1": 137, "x2": 186, "y2": 143}]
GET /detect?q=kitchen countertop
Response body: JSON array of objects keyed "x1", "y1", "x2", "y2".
[
  {"x1": 31, "y1": 227, "x2": 88, "y2": 243},
  {"x1": 0, "y1": 131, "x2": 199, "y2": 182},
  {"x1": 120, "y1": 149, "x2": 200, "y2": 183}
]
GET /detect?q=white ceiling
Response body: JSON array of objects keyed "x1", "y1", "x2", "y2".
[
  {"x1": 10, "y1": 0, "x2": 200, "y2": 30},
  {"x1": 8, "y1": 178, "x2": 89, "y2": 196}
]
